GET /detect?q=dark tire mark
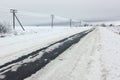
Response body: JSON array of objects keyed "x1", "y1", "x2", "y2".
[{"x1": 0, "y1": 28, "x2": 94, "y2": 80}]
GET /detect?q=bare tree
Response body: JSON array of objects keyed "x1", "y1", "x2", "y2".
[{"x1": 0, "y1": 22, "x2": 11, "y2": 34}]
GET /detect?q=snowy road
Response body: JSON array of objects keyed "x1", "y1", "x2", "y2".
[
  {"x1": 24, "y1": 27, "x2": 100, "y2": 80},
  {"x1": 25, "y1": 27, "x2": 120, "y2": 80},
  {"x1": 0, "y1": 28, "x2": 93, "y2": 80}
]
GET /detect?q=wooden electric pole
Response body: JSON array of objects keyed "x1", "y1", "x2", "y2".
[
  {"x1": 10, "y1": 9, "x2": 25, "y2": 31},
  {"x1": 10, "y1": 9, "x2": 17, "y2": 30},
  {"x1": 14, "y1": 14, "x2": 25, "y2": 31},
  {"x1": 79, "y1": 21, "x2": 81, "y2": 27},
  {"x1": 70, "y1": 19, "x2": 72, "y2": 27},
  {"x1": 51, "y1": 14, "x2": 54, "y2": 28}
]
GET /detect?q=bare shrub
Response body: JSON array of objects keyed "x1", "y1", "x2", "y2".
[
  {"x1": 0, "y1": 22, "x2": 11, "y2": 34},
  {"x1": 101, "y1": 23, "x2": 106, "y2": 27}
]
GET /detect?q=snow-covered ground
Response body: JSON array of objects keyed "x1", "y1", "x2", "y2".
[
  {"x1": 107, "y1": 26, "x2": 120, "y2": 35},
  {"x1": 0, "y1": 26, "x2": 91, "y2": 66},
  {"x1": 25, "y1": 27, "x2": 120, "y2": 80},
  {"x1": 1, "y1": 26, "x2": 120, "y2": 80}
]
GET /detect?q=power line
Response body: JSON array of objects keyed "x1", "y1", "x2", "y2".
[{"x1": 0, "y1": 8, "x2": 82, "y2": 27}]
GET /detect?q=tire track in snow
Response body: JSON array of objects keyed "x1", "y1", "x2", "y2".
[{"x1": 0, "y1": 28, "x2": 94, "y2": 80}]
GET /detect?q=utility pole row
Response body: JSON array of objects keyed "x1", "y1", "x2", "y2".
[{"x1": 10, "y1": 9, "x2": 81, "y2": 29}]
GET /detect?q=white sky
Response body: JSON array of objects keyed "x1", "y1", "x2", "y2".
[{"x1": 0, "y1": 0, "x2": 120, "y2": 24}]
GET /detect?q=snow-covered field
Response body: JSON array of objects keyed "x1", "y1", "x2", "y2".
[
  {"x1": 0, "y1": 26, "x2": 91, "y2": 66},
  {"x1": 107, "y1": 26, "x2": 120, "y2": 35},
  {"x1": 1, "y1": 26, "x2": 120, "y2": 80}
]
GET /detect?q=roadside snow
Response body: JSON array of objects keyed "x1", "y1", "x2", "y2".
[
  {"x1": 107, "y1": 26, "x2": 120, "y2": 35},
  {"x1": 99, "y1": 27, "x2": 120, "y2": 80},
  {"x1": 25, "y1": 27, "x2": 120, "y2": 80}
]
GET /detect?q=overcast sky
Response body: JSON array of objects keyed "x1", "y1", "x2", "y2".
[{"x1": 0, "y1": 0, "x2": 120, "y2": 23}]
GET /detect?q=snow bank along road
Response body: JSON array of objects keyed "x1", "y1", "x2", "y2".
[
  {"x1": 0, "y1": 28, "x2": 94, "y2": 80},
  {"x1": 25, "y1": 27, "x2": 120, "y2": 80}
]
